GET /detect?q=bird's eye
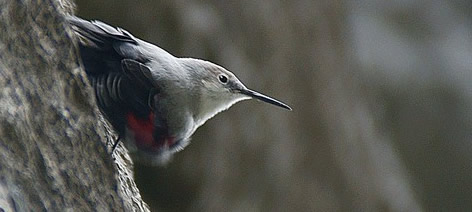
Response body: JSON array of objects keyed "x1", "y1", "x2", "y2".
[{"x1": 218, "y1": 74, "x2": 228, "y2": 84}]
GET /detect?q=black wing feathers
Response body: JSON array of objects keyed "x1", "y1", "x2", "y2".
[
  {"x1": 68, "y1": 16, "x2": 156, "y2": 135},
  {"x1": 122, "y1": 59, "x2": 155, "y2": 90},
  {"x1": 67, "y1": 16, "x2": 137, "y2": 46},
  {"x1": 68, "y1": 16, "x2": 141, "y2": 75}
]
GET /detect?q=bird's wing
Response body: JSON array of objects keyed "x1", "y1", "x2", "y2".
[
  {"x1": 121, "y1": 59, "x2": 156, "y2": 89},
  {"x1": 68, "y1": 16, "x2": 157, "y2": 135},
  {"x1": 67, "y1": 16, "x2": 137, "y2": 49},
  {"x1": 67, "y1": 16, "x2": 150, "y2": 73}
]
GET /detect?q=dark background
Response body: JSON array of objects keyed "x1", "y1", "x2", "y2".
[{"x1": 76, "y1": 0, "x2": 472, "y2": 211}]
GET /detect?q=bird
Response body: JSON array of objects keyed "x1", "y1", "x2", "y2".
[{"x1": 67, "y1": 16, "x2": 291, "y2": 165}]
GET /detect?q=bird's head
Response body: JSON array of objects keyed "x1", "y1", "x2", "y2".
[{"x1": 181, "y1": 58, "x2": 291, "y2": 126}]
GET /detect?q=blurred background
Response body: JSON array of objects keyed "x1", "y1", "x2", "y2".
[{"x1": 75, "y1": 0, "x2": 472, "y2": 211}]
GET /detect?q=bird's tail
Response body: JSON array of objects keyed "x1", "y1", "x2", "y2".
[{"x1": 66, "y1": 16, "x2": 137, "y2": 49}]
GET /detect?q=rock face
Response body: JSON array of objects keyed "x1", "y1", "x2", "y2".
[{"x1": 0, "y1": 0, "x2": 148, "y2": 211}]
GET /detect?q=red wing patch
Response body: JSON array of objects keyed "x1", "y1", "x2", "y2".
[
  {"x1": 125, "y1": 112, "x2": 177, "y2": 151},
  {"x1": 126, "y1": 112, "x2": 155, "y2": 148}
]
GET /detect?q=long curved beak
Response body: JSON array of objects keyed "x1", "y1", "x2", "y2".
[{"x1": 239, "y1": 88, "x2": 292, "y2": 111}]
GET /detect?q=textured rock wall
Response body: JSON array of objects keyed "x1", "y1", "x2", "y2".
[{"x1": 0, "y1": 0, "x2": 148, "y2": 210}]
